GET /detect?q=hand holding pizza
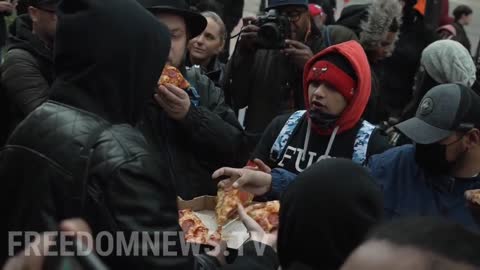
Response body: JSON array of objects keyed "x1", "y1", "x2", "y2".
[
  {"x1": 213, "y1": 167, "x2": 272, "y2": 196},
  {"x1": 238, "y1": 204, "x2": 277, "y2": 248},
  {"x1": 465, "y1": 190, "x2": 480, "y2": 226},
  {"x1": 155, "y1": 84, "x2": 191, "y2": 121}
]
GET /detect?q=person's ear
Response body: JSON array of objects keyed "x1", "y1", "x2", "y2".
[
  {"x1": 217, "y1": 39, "x2": 225, "y2": 54},
  {"x1": 28, "y1": 6, "x2": 39, "y2": 23},
  {"x1": 465, "y1": 129, "x2": 480, "y2": 148}
]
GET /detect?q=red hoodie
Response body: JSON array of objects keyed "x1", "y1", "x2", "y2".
[{"x1": 303, "y1": 41, "x2": 371, "y2": 135}]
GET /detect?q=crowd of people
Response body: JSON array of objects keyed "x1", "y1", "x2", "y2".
[{"x1": 1, "y1": 0, "x2": 480, "y2": 269}]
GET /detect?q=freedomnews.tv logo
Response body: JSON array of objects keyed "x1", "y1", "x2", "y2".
[{"x1": 8, "y1": 231, "x2": 269, "y2": 257}]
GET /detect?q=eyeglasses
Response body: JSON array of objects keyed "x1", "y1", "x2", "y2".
[{"x1": 281, "y1": 9, "x2": 306, "y2": 22}]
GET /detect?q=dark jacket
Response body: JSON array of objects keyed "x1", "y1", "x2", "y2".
[
  {"x1": 452, "y1": 22, "x2": 471, "y2": 53},
  {"x1": 224, "y1": 24, "x2": 357, "y2": 145},
  {"x1": 186, "y1": 53, "x2": 226, "y2": 87},
  {"x1": 1, "y1": 15, "x2": 54, "y2": 131},
  {"x1": 140, "y1": 65, "x2": 246, "y2": 200},
  {"x1": 0, "y1": 0, "x2": 197, "y2": 268},
  {"x1": 376, "y1": 9, "x2": 437, "y2": 118},
  {"x1": 221, "y1": 241, "x2": 279, "y2": 270},
  {"x1": 368, "y1": 145, "x2": 480, "y2": 231}
]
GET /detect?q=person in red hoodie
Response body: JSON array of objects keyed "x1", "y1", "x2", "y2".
[{"x1": 249, "y1": 40, "x2": 390, "y2": 175}]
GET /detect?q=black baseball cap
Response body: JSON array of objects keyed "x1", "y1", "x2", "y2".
[
  {"x1": 267, "y1": 0, "x2": 309, "y2": 10},
  {"x1": 137, "y1": 0, "x2": 207, "y2": 38},
  {"x1": 396, "y1": 84, "x2": 480, "y2": 144},
  {"x1": 29, "y1": 0, "x2": 59, "y2": 8}
]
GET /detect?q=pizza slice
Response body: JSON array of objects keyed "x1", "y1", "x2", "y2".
[
  {"x1": 215, "y1": 185, "x2": 254, "y2": 227},
  {"x1": 158, "y1": 65, "x2": 191, "y2": 89},
  {"x1": 178, "y1": 209, "x2": 208, "y2": 244},
  {"x1": 466, "y1": 189, "x2": 480, "y2": 205},
  {"x1": 245, "y1": 201, "x2": 280, "y2": 233}
]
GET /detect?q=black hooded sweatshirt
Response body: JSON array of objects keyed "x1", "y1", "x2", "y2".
[
  {"x1": 0, "y1": 0, "x2": 198, "y2": 269},
  {"x1": 1, "y1": 14, "x2": 54, "y2": 139},
  {"x1": 278, "y1": 159, "x2": 384, "y2": 270}
]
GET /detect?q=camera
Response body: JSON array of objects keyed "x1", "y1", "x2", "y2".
[{"x1": 254, "y1": 9, "x2": 291, "y2": 49}]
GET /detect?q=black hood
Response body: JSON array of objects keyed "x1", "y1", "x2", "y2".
[
  {"x1": 50, "y1": 0, "x2": 171, "y2": 125},
  {"x1": 278, "y1": 158, "x2": 384, "y2": 270},
  {"x1": 336, "y1": 4, "x2": 370, "y2": 37},
  {"x1": 6, "y1": 14, "x2": 53, "y2": 64}
]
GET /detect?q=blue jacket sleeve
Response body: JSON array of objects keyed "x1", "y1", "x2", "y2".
[{"x1": 267, "y1": 168, "x2": 297, "y2": 200}]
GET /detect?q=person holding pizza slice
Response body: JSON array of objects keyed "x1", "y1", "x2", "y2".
[{"x1": 137, "y1": 0, "x2": 246, "y2": 200}]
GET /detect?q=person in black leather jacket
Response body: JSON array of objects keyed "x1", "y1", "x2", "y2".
[
  {"x1": 138, "y1": 0, "x2": 247, "y2": 200},
  {"x1": 0, "y1": 0, "x2": 207, "y2": 269}
]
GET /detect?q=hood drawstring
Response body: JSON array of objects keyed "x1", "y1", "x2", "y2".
[
  {"x1": 302, "y1": 120, "x2": 313, "y2": 161},
  {"x1": 324, "y1": 126, "x2": 339, "y2": 158},
  {"x1": 302, "y1": 123, "x2": 340, "y2": 162}
]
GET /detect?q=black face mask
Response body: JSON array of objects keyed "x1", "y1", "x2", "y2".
[
  {"x1": 415, "y1": 139, "x2": 466, "y2": 175},
  {"x1": 309, "y1": 109, "x2": 338, "y2": 129}
]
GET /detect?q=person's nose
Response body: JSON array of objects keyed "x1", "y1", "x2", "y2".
[
  {"x1": 313, "y1": 85, "x2": 327, "y2": 98},
  {"x1": 196, "y1": 34, "x2": 205, "y2": 45}
]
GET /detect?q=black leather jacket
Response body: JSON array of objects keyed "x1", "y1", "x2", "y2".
[{"x1": 0, "y1": 102, "x2": 196, "y2": 269}]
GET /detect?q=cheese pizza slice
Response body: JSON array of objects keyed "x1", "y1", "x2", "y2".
[
  {"x1": 215, "y1": 185, "x2": 254, "y2": 227},
  {"x1": 245, "y1": 201, "x2": 280, "y2": 233}
]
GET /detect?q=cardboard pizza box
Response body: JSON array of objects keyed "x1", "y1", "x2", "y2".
[{"x1": 177, "y1": 196, "x2": 249, "y2": 249}]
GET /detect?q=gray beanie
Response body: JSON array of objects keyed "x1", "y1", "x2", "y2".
[{"x1": 421, "y1": 40, "x2": 476, "y2": 87}]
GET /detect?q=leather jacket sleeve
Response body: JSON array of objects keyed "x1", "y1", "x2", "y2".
[
  {"x1": 181, "y1": 69, "x2": 247, "y2": 165},
  {"x1": 105, "y1": 154, "x2": 195, "y2": 269},
  {"x1": 2, "y1": 49, "x2": 50, "y2": 115}
]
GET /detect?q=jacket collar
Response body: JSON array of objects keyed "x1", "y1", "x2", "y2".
[{"x1": 425, "y1": 173, "x2": 480, "y2": 194}]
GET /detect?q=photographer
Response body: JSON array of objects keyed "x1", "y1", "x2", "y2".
[{"x1": 224, "y1": 0, "x2": 357, "y2": 150}]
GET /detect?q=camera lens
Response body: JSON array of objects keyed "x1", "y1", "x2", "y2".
[{"x1": 258, "y1": 23, "x2": 281, "y2": 43}]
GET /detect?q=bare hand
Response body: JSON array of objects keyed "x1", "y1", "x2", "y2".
[
  {"x1": 238, "y1": 17, "x2": 260, "y2": 51},
  {"x1": 238, "y1": 204, "x2": 277, "y2": 248},
  {"x1": 206, "y1": 240, "x2": 228, "y2": 266},
  {"x1": 245, "y1": 158, "x2": 272, "y2": 173},
  {"x1": 465, "y1": 190, "x2": 480, "y2": 226},
  {"x1": 282, "y1": 39, "x2": 313, "y2": 69},
  {"x1": 0, "y1": 2, "x2": 14, "y2": 13},
  {"x1": 213, "y1": 167, "x2": 272, "y2": 196},
  {"x1": 155, "y1": 84, "x2": 191, "y2": 121}
]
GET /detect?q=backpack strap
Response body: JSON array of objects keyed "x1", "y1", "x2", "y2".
[
  {"x1": 352, "y1": 120, "x2": 376, "y2": 165},
  {"x1": 270, "y1": 110, "x2": 306, "y2": 162}
]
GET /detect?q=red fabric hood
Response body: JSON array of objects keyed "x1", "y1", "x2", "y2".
[{"x1": 303, "y1": 41, "x2": 371, "y2": 135}]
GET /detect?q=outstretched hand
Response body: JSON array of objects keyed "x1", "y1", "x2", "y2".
[
  {"x1": 238, "y1": 204, "x2": 277, "y2": 248},
  {"x1": 213, "y1": 167, "x2": 272, "y2": 196}
]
